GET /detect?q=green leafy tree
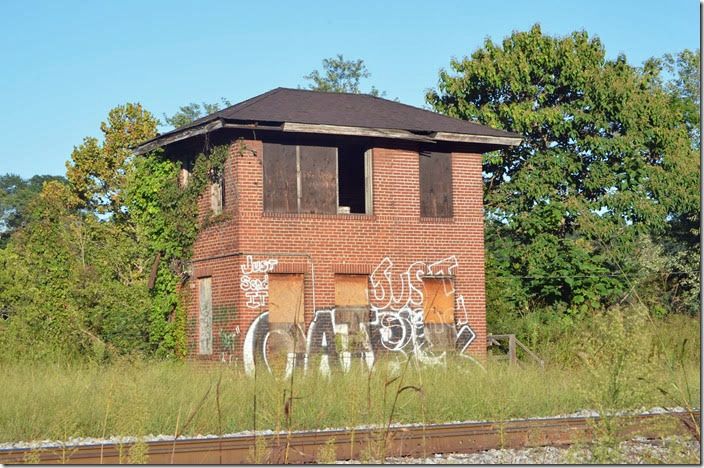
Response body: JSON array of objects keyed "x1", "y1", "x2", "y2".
[
  {"x1": 654, "y1": 49, "x2": 700, "y2": 145},
  {"x1": 126, "y1": 144, "x2": 229, "y2": 357},
  {"x1": 427, "y1": 25, "x2": 699, "y2": 315},
  {"x1": 162, "y1": 98, "x2": 232, "y2": 129},
  {"x1": 1, "y1": 102, "x2": 233, "y2": 361},
  {"x1": 304, "y1": 54, "x2": 383, "y2": 96},
  {"x1": 0, "y1": 181, "x2": 151, "y2": 361},
  {"x1": 641, "y1": 48, "x2": 701, "y2": 316},
  {"x1": 65, "y1": 103, "x2": 159, "y2": 218},
  {"x1": 0, "y1": 174, "x2": 67, "y2": 248}
]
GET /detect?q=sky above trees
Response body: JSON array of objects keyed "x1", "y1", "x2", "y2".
[{"x1": 0, "y1": 0, "x2": 699, "y2": 178}]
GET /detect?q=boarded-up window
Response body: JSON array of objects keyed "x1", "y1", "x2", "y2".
[
  {"x1": 179, "y1": 155, "x2": 193, "y2": 187},
  {"x1": 419, "y1": 151, "x2": 452, "y2": 218},
  {"x1": 268, "y1": 274, "x2": 305, "y2": 325},
  {"x1": 299, "y1": 145, "x2": 337, "y2": 214},
  {"x1": 263, "y1": 142, "x2": 298, "y2": 212},
  {"x1": 263, "y1": 142, "x2": 371, "y2": 215},
  {"x1": 198, "y1": 277, "x2": 213, "y2": 355},
  {"x1": 210, "y1": 178, "x2": 224, "y2": 215},
  {"x1": 334, "y1": 274, "x2": 370, "y2": 353},
  {"x1": 422, "y1": 278, "x2": 454, "y2": 324},
  {"x1": 335, "y1": 275, "x2": 369, "y2": 307}
]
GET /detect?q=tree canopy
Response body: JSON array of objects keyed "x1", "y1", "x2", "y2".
[
  {"x1": 162, "y1": 98, "x2": 232, "y2": 129},
  {"x1": 65, "y1": 103, "x2": 159, "y2": 219},
  {"x1": 0, "y1": 174, "x2": 67, "y2": 248},
  {"x1": 427, "y1": 25, "x2": 699, "y2": 315},
  {"x1": 303, "y1": 54, "x2": 383, "y2": 96}
]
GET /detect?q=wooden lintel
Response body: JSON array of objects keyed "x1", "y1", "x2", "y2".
[
  {"x1": 432, "y1": 131, "x2": 522, "y2": 147},
  {"x1": 282, "y1": 122, "x2": 436, "y2": 143}
]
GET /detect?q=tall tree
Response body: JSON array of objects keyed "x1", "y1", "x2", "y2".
[
  {"x1": 65, "y1": 103, "x2": 159, "y2": 218},
  {"x1": 0, "y1": 180, "x2": 151, "y2": 361},
  {"x1": 303, "y1": 54, "x2": 383, "y2": 96},
  {"x1": 162, "y1": 98, "x2": 232, "y2": 129},
  {"x1": 642, "y1": 48, "x2": 701, "y2": 315},
  {"x1": 0, "y1": 174, "x2": 67, "y2": 248},
  {"x1": 660, "y1": 49, "x2": 700, "y2": 145},
  {"x1": 427, "y1": 25, "x2": 699, "y2": 314}
]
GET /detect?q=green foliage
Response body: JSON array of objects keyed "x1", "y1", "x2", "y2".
[
  {"x1": 0, "y1": 173, "x2": 67, "y2": 248},
  {"x1": 648, "y1": 49, "x2": 700, "y2": 145},
  {"x1": 0, "y1": 314, "x2": 699, "y2": 443},
  {"x1": 577, "y1": 306, "x2": 656, "y2": 410},
  {"x1": 0, "y1": 104, "x2": 230, "y2": 361},
  {"x1": 65, "y1": 103, "x2": 159, "y2": 218},
  {"x1": 126, "y1": 143, "x2": 230, "y2": 357},
  {"x1": 428, "y1": 25, "x2": 699, "y2": 316},
  {"x1": 304, "y1": 54, "x2": 384, "y2": 96},
  {"x1": 0, "y1": 181, "x2": 151, "y2": 362},
  {"x1": 162, "y1": 98, "x2": 232, "y2": 129}
]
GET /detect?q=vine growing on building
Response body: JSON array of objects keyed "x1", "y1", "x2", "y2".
[{"x1": 127, "y1": 143, "x2": 231, "y2": 357}]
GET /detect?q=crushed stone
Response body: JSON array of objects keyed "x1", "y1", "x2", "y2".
[
  {"x1": 0, "y1": 406, "x2": 696, "y2": 451},
  {"x1": 340, "y1": 437, "x2": 700, "y2": 464}
]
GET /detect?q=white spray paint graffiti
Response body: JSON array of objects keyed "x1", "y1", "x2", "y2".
[
  {"x1": 240, "y1": 255, "x2": 278, "y2": 308},
  {"x1": 241, "y1": 256, "x2": 477, "y2": 376}
]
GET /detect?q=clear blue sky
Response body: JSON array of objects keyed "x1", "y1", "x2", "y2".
[{"x1": 0, "y1": 0, "x2": 699, "y2": 178}]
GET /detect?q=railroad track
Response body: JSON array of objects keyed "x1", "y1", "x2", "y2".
[{"x1": 0, "y1": 411, "x2": 699, "y2": 464}]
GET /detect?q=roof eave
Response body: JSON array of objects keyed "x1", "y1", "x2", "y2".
[
  {"x1": 133, "y1": 119, "x2": 224, "y2": 156},
  {"x1": 281, "y1": 122, "x2": 435, "y2": 143},
  {"x1": 431, "y1": 131, "x2": 522, "y2": 147},
  {"x1": 133, "y1": 120, "x2": 522, "y2": 155}
]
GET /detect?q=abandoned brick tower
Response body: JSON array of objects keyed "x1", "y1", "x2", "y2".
[{"x1": 134, "y1": 88, "x2": 521, "y2": 372}]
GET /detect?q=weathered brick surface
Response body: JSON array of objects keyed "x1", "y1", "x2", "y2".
[{"x1": 186, "y1": 139, "x2": 486, "y2": 361}]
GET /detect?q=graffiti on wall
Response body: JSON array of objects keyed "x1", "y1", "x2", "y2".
[
  {"x1": 240, "y1": 255, "x2": 278, "y2": 308},
  {"x1": 241, "y1": 256, "x2": 477, "y2": 376}
]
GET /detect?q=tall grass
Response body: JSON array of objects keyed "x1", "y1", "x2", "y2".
[{"x1": 0, "y1": 313, "x2": 699, "y2": 444}]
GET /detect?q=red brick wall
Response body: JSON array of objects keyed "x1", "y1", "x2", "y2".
[{"x1": 186, "y1": 139, "x2": 486, "y2": 361}]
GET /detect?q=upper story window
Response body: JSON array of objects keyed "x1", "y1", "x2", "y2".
[
  {"x1": 419, "y1": 151, "x2": 453, "y2": 218},
  {"x1": 262, "y1": 142, "x2": 372, "y2": 215},
  {"x1": 210, "y1": 173, "x2": 224, "y2": 215}
]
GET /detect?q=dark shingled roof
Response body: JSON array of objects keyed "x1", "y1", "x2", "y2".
[{"x1": 137, "y1": 87, "x2": 521, "y2": 152}]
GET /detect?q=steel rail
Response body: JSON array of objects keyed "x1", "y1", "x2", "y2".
[{"x1": 0, "y1": 411, "x2": 698, "y2": 464}]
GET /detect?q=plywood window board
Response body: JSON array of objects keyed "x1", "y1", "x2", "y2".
[
  {"x1": 263, "y1": 142, "x2": 297, "y2": 213},
  {"x1": 422, "y1": 277, "x2": 455, "y2": 324},
  {"x1": 268, "y1": 273, "x2": 305, "y2": 325},
  {"x1": 335, "y1": 274, "x2": 369, "y2": 307},
  {"x1": 419, "y1": 151, "x2": 453, "y2": 218},
  {"x1": 198, "y1": 277, "x2": 213, "y2": 355},
  {"x1": 263, "y1": 142, "x2": 372, "y2": 215}
]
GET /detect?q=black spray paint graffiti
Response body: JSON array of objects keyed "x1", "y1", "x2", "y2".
[{"x1": 241, "y1": 256, "x2": 477, "y2": 376}]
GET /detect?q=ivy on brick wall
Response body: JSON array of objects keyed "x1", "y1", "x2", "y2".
[{"x1": 127, "y1": 143, "x2": 230, "y2": 357}]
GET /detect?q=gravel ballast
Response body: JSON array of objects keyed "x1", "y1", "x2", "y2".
[
  {"x1": 0, "y1": 406, "x2": 697, "y2": 456},
  {"x1": 342, "y1": 437, "x2": 701, "y2": 464}
]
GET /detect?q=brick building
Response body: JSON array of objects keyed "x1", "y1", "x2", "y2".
[{"x1": 135, "y1": 88, "x2": 521, "y2": 373}]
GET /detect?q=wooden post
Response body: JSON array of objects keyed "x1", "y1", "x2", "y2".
[{"x1": 508, "y1": 334, "x2": 517, "y2": 367}]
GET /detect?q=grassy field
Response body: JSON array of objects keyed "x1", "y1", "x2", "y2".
[{"x1": 0, "y1": 309, "x2": 699, "y2": 443}]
